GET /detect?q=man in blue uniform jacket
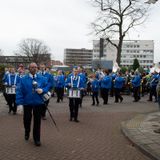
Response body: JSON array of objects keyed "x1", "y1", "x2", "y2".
[
  {"x1": 131, "y1": 71, "x2": 141, "y2": 102},
  {"x1": 16, "y1": 62, "x2": 50, "y2": 146}
]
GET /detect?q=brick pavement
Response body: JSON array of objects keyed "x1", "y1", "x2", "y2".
[{"x1": 0, "y1": 94, "x2": 158, "y2": 160}]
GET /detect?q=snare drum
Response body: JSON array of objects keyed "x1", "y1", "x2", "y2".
[
  {"x1": 5, "y1": 86, "x2": 16, "y2": 94},
  {"x1": 68, "y1": 89, "x2": 81, "y2": 98}
]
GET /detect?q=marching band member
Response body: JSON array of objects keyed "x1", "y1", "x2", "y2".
[
  {"x1": 2, "y1": 67, "x2": 10, "y2": 105},
  {"x1": 114, "y1": 72, "x2": 125, "y2": 103},
  {"x1": 131, "y1": 71, "x2": 141, "y2": 102},
  {"x1": 65, "y1": 68, "x2": 83, "y2": 122},
  {"x1": 91, "y1": 74, "x2": 100, "y2": 106},
  {"x1": 100, "y1": 69, "x2": 112, "y2": 105},
  {"x1": 4, "y1": 66, "x2": 20, "y2": 114},
  {"x1": 77, "y1": 67, "x2": 87, "y2": 107},
  {"x1": 156, "y1": 80, "x2": 160, "y2": 110},
  {"x1": 148, "y1": 71, "x2": 159, "y2": 102},
  {"x1": 54, "y1": 70, "x2": 65, "y2": 103},
  {"x1": 16, "y1": 62, "x2": 51, "y2": 146},
  {"x1": 141, "y1": 72, "x2": 147, "y2": 97},
  {"x1": 38, "y1": 63, "x2": 54, "y2": 120}
]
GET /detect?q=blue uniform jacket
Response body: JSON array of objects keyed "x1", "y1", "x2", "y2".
[
  {"x1": 38, "y1": 71, "x2": 54, "y2": 90},
  {"x1": 78, "y1": 72, "x2": 87, "y2": 88},
  {"x1": 91, "y1": 79, "x2": 100, "y2": 92},
  {"x1": 132, "y1": 75, "x2": 141, "y2": 87},
  {"x1": 16, "y1": 74, "x2": 50, "y2": 106},
  {"x1": 54, "y1": 74, "x2": 65, "y2": 88},
  {"x1": 114, "y1": 76, "x2": 125, "y2": 89},
  {"x1": 100, "y1": 75, "x2": 112, "y2": 89},
  {"x1": 150, "y1": 74, "x2": 159, "y2": 88}
]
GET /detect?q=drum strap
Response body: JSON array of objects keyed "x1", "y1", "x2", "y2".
[
  {"x1": 8, "y1": 74, "x2": 17, "y2": 86},
  {"x1": 71, "y1": 76, "x2": 80, "y2": 88}
]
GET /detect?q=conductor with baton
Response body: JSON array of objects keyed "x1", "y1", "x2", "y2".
[{"x1": 16, "y1": 62, "x2": 51, "y2": 146}]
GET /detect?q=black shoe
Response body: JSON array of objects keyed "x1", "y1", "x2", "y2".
[
  {"x1": 96, "y1": 103, "x2": 99, "y2": 106},
  {"x1": 34, "y1": 141, "x2": 41, "y2": 146},
  {"x1": 69, "y1": 117, "x2": 73, "y2": 121},
  {"x1": 25, "y1": 134, "x2": 29, "y2": 141},
  {"x1": 120, "y1": 98, "x2": 123, "y2": 103},
  {"x1": 13, "y1": 112, "x2": 16, "y2": 115},
  {"x1": 74, "y1": 119, "x2": 79, "y2": 123},
  {"x1": 92, "y1": 103, "x2": 95, "y2": 106},
  {"x1": 42, "y1": 116, "x2": 47, "y2": 120},
  {"x1": 154, "y1": 129, "x2": 160, "y2": 134}
]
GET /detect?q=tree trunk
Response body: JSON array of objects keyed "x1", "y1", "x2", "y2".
[{"x1": 116, "y1": 38, "x2": 123, "y2": 66}]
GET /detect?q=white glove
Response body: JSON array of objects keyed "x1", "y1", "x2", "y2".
[
  {"x1": 17, "y1": 105, "x2": 23, "y2": 114},
  {"x1": 36, "y1": 88, "x2": 43, "y2": 94}
]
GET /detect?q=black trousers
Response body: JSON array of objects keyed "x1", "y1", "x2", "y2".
[
  {"x1": 41, "y1": 100, "x2": 49, "y2": 117},
  {"x1": 7, "y1": 94, "x2": 17, "y2": 113},
  {"x1": 149, "y1": 86, "x2": 157, "y2": 101},
  {"x1": 92, "y1": 91, "x2": 99, "y2": 104},
  {"x1": 69, "y1": 98, "x2": 80, "y2": 120},
  {"x1": 79, "y1": 90, "x2": 85, "y2": 107},
  {"x1": 55, "y1": 87, "x2": 64, "y2": 102},
  {"x1": 114, "y1": 88, "x2": 123, "y2": 102},
  {"x1": 133, "y1": 86, "x2": 140, "y2": 101},
  {"x1": 23, "y1": 105, "x2": 43, "y2": 142},
  {"x1": 3, "y1": 91, "x2": 9, "y2": 104},
  {"x1": 101, "y1": 88, "x2": 109, "y2": 104}
]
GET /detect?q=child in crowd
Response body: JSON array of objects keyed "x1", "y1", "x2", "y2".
[{"x1": 91, "y1": 74, "x2": 100, "y2": 106}]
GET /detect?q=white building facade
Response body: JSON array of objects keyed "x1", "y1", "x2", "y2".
[{"x1": 93, "y1": 40, "x2": 154, "y2": 68}]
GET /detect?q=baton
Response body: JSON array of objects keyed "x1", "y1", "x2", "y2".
[{"x1": 46, "y1": 107, "x2": 59, "y2": 132}]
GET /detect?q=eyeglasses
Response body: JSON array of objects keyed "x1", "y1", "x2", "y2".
[{"x1": 30, "y1": 66, "x2": 37, "y2": 68}]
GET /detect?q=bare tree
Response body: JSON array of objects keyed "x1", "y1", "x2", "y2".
[
  {"x1": 16, "y1": 38, "x2": 51, "y2": 64},
  {"x1": 91, "y1": 0, "x2": 150, "y2": 65}
]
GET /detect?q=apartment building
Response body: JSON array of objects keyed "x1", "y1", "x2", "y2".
[{"x1": 64, "y1": 48, "x2": 93, "y2": 67}]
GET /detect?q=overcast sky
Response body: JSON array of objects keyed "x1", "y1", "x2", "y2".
[{"x1": 0, "y1": 0, "x2": 160, "y2": 63}]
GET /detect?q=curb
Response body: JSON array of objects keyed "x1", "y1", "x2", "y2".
[{"x1": 121, "y1": 119, "x2": 160, "y2": 160}]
